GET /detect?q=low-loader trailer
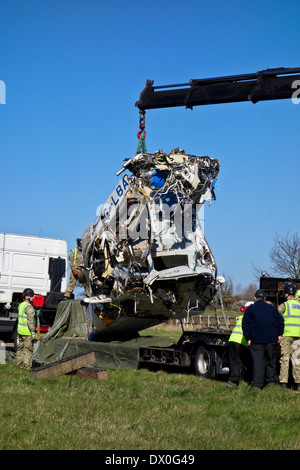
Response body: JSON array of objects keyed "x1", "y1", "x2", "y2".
[{"x1": 139, "y1": 328, "x2": 231, "y2": 378}]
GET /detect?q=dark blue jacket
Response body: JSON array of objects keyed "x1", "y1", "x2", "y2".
[{"x1": 242, "y1": 299, "x2": 284, "y2": 344}]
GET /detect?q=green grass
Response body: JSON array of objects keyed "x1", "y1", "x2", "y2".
[{"x1": 1, "y1": 327, "x2": 300, "y2": 450}]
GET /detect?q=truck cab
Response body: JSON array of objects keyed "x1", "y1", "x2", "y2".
[{"x1": 0, "y1": 233, "x2": 68, "y2": 350}]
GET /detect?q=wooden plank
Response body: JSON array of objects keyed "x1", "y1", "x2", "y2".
[
  {"x1": 74, "y1": 367, "x2": 108, "y2": 380},
  {"x1": 31, "y1": 351, "x2": 96, "y2": 379}
]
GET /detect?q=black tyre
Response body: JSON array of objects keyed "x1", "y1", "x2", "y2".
[{"x1": 194, "y1": 345, "x2": 215, "y2": 379}]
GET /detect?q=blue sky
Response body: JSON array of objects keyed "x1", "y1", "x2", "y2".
[{"x1": 1, "y1": 0, "x2": 299, "y2": 290}]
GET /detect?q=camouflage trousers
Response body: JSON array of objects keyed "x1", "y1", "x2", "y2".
[
  {"x1": 64, "y1": 272, "x2": 90, "y2": 297},
  {"x1": 279, "y1": 336, "x2": 300, "y2": 384},
  {"x1": 17, "y1": 335, "x2": 33, "y2": 369}
]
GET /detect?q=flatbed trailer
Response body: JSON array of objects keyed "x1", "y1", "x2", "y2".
[
  {"x1": 30, "y1": 300, "x2": 233, "y2": 379},
  {"x1": 139, "y1": 328, "x2": 231, "y2": 379}
]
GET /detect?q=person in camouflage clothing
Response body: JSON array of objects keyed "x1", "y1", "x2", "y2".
[
  {"x1": 278, "y1": 284, "x2": 300, "y2": 392},
  {"x1": 17, "y1": 288, "x2": 36, "y2": 369},
  {"x1": 64, "y1": 238, "x2": 90, "y2": 299}
]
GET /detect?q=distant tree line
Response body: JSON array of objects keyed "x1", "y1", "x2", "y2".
[
  {"x1": 251, "y1": 231, "x2": 300, "y2": 280},
  {"x1": 219, "y1": 275, "x2": 256, "y2": 311},
  {"x1": 220, "y1": 231, "x2": 300, "y2": 311}
]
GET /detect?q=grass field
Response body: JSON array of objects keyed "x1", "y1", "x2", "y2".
[{"x1": 1, "y1": 327, "x2": 299, "y2": 451}]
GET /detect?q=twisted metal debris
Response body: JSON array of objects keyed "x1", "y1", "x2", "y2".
[{"x1": 81, "y1": 148, "x2": 220, "y2": 338}]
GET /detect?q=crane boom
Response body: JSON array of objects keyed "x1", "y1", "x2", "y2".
[{"x1": 135, "y1": 67, "x2": 300, "y2": 111}]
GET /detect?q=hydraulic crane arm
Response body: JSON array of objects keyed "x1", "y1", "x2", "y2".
[{"x1": 135, "y1": 67, "x2": 300, "y2": 111}]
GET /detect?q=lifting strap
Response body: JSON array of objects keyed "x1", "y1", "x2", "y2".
[
  {"x1": 136, "y1": 110, "x2": 147, "y2": 154},
  {"x1": 136, "y1": 132, "x2": 147, "y2": 154}
]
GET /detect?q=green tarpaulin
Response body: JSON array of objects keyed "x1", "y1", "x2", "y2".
[{"x1": 32, "y1": 300, "x2": 175, "y2": 370}]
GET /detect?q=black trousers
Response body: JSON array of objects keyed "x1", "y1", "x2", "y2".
[
  {"x1": 228, "y1": 342, "x2": 251, "y2": 384},
  {"x1": 249, "y1": 342, "x2": 279, "y2": 388}
]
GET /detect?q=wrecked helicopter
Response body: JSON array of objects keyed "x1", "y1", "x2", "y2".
[{"x1": 81, "y1": 148, "x2": 220, "y2": 339}]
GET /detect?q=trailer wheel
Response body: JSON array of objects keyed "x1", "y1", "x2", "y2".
[{"x1": 194, "y1": 345, "x2": 215, "y2": 379}]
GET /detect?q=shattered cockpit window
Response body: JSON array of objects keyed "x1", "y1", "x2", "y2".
[{"x1": 81, "y1": 148, "x2": 220, "y2": 338}]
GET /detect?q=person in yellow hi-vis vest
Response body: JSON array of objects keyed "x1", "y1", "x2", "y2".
[
  {"x1": 227, "y1": 301, "x2": 253, "y2": 388},
  {"x1": 64, "y1": 238, "x2": 90, "y2": 299},
  {"x1": 278, "y1": 284, "x2": 300, "y2": 392},
  {"x1": 17, "y1": 288, "x2": 36, "y2": 369}
]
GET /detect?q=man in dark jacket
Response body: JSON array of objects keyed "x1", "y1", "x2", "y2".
[{"x1": 242, "y1": 289, "x2": 284, "y2": 389}]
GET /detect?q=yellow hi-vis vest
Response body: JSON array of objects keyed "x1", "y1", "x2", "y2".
[
  {"x1": 228, "y1": 315, "x2": 248, "y2": 347},
  {"x1": 17, "y1": 301, "x2": 32, "y2": 336},
  {"x1": 282, "y1": 299, "x2": 300, "y2": 337},
  {"x1": 72, "y1": 248, "x2": 78, "y2": 265}
]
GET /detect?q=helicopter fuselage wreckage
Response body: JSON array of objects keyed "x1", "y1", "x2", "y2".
[{"x1": 81, "y1": 148, "x2": 220, "y2": 339}]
